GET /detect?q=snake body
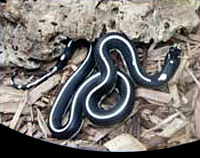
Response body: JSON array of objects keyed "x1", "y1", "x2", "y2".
[
  {"x1": 11, "y1": 32, "x2": 182, "y2": 139},
  {"x1": 93, "y1": 33, "x2": 181, "y2": 88}
]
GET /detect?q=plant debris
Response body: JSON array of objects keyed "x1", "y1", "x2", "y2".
[{"x1": 0, "y1": 0, "x2": 199, "y2": 151}]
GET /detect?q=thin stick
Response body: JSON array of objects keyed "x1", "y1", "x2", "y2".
[
  {"x1": 10, "y1": 91, "x2": 29, "y2": 130},
  {"x1": 185, "y1": 67, "x2": 200, "y2": 87}
]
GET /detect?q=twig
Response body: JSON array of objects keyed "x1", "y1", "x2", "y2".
[
  {"x1": 10, "y1": 91, "x2": 29, "y2": 130},
  {"x1": 142, "y1": 111, "x2": 182, "y2": 137},
  {"x1": 36, "y1": 107, "x2": 51, "y2": 138},
  {"x1": 185, "y1": 67, "x2": 200, "y2": 87},
  {"x1": 169, "y1": 84, "x2": 181, "y2": 108}
]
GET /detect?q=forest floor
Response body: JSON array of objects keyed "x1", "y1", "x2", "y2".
[{"x1": 0, "y1": 0, "x2": 200, "y2": 152}]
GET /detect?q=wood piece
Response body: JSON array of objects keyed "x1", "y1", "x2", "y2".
[
  {"x1": 26, "y1": 106, "x2": 34, "y2": 137},
  {"x1": 71, "y1": 48, "x2": 87, "y2": 65},
  {"x1": 0, "y1": 85, "x2": 28, "y2": 114},
  {"x1": 136, "y1": 88, "x2": 172, "y2": 104},
  {"x1": 169, "y1": 84, "x2": 181, "y2": 108},
  {"x1": 36, "y1": 108, "x2": 51, "y2": 138},
  {"x1": 9, "y1": 91, "x2": 28, "y2": 130},
  {"x1": 141, "y1": 136, "x2": 168, "y2": 150},
  {"x1": 157, "y1": 118, "x2": 188, "y2": 138},
  {"x1": 194, "y1": 90, "x2": 200, "y2": 139},
  {"x1": 82, "y1": 126, "x2": 115, "y2": 142},
  {"x1": 104, "y1": 133, "x2": 147, "y2": 152},
  {"x1": 0, "y1": 102, "x2": 30, "y2": 114},
  {"x1": 62, "y1": 140, "x2": 107, "y2": 151},
  {"x1": 141, "y1": 112, "x2": 182, "y2": 139},
  {"x1": 185, "y1": 67, "x2": 200, "y2": 87},
  {"x1": 77, "y1": 142, "x2": 107, "y2": 151},
  {"x1": 28, "y1": 74, "x2": 61, "y2": 105},
  {"x1": 141, "y1": 109, "x2": 163, "y2": 125},
  {"x1": 0, "y1": 85, "x2": 24, "y2": 96},
  {"x1": 185, "y1": 86, "x2": 198, "y2": 107}
]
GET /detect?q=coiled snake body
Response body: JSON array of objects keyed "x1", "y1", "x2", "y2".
[{"x1": 11, "y1": 32, "x2": 182, "y2": 139}]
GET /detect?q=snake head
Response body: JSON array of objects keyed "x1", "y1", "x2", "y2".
[
  {"x1": 165, "y1": 44, "x2": 182, "y2": 64},
  {"x1": 167, "y1": 44, "x2": 182, "y2": 60}
]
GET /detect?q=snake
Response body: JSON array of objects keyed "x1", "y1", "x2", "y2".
[{"x1": 11, "y1": 32, "x2": 182, "y2": 139}]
